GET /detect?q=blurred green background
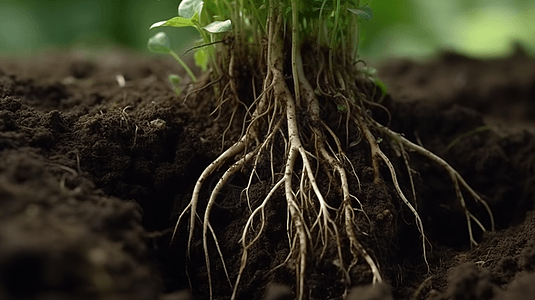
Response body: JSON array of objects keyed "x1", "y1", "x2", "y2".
[{"x1": 1, "y1": 0, "x2": 534, "y2": 59}]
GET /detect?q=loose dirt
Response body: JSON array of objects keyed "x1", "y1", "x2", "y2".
[{"x1": 0, "y1": 48, "x2": 534, "y2": 300}]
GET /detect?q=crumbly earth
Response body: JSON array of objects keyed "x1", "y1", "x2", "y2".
[{"x1": 0, "y1": 48, "x2": 534, "y2": 300}]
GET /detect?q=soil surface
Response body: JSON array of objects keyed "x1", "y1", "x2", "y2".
[{"x1": 0, "y1": 48, "x2": 534, "y2": 300}]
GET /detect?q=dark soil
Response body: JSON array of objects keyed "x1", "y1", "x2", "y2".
[{"x1": 0, "y1": 48, "x2": 534, "y2": 300}]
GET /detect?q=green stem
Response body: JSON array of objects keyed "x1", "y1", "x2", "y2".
[
  {"x1": 329, "y1": 0, "x2": 341, "y2": 70},
  {"x1": 197, "y1": 25, "x2": 221, "y2": 76},
  {"x1": 249, "y1": 0, "x2": 266, "y2": 36},
  {"x1": 318, "y1": 0, "x2": 328, "y2": 47},
  {"x1": 354, "y1": 16, "x2": 360, "y2": 59},
  {"x1": 238, "y1": 0, "x2": 245, "y2": 48},
  {"x1": 215, "y1": 0, "x2": 223, "y2": 18},
  {"x1": 169, "y1": 50, "x2": 197, "y2": 82}
]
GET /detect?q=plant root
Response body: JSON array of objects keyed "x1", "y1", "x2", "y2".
[
  {"x1": 171, "y1": 6, "x2": 494, "y2": 300},
  {"x1": 375, "y1": 122, "x2": 495, "y2": 246}
]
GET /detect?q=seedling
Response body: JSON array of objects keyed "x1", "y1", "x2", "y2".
[
  {"x1": 150, "y1": 0, "x2": 233, "y2": 76},
  {"x1": 148, "y1": 32, "x2": 197, "y2": 82},
  {"x1": 151, "y1": 1, "x2": 495, "y2": 299}
]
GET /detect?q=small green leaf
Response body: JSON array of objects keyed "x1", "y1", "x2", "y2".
[
  {"x1": 150, "y1": 15, "x2": 196, "y2": 29},
  {"x1": 179, "y1": 0, "x2": 204, "y2": 19},
  {"x1": 348, "y1": 6, "x2": 373, "y2": 21},
  {"x1": 147, "y1": 32, "x2": 171, "y2": 53},
  {"x1": 194, "y1": 48, "x2": 208, "y2": 72},
  {"x1": 203, "y1": 20, "x2": 232, "y2": 33}
]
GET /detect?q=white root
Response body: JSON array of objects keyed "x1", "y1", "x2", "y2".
[
  {"x1": 244, "y1": 119, "x2": 282, "y2": 213},
  {"x1": 272, "y1": 31, "x2": 308, "y2": 300},
  {"x1": 375, "y1": 122, "x2": 495, "y2": 246},
  {"x1": 296, "y1": 48, "x2": 383, "y2": 284},
  {"x1": 231, "y1": 178, "x2": 285, "y2": 300},
  {"x1": 171, "y1": 132, "x2": 249, "y2": 254},
  {"x1": 203, "y1": 147, "x2": 259, "y2": 299},
  {"x1": 377, "y1": 146, "x2": 430, "y2": 271}
]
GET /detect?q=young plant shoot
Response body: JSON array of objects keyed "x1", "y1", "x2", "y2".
[
  {"x1": 150, "y1": 0, "x2": 495, "y2": 299},
  {"x1": 148, "y1": 32, "x2": 198, "y2": 82}
]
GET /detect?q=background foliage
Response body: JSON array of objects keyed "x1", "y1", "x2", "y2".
[{"x1": 1, "y1": 0, "x2": 534, "y2": 59}]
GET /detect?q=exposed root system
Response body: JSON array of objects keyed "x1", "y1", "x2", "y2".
[{"x1": 171, "y1": 2, "x2": 494, "y2": 300}]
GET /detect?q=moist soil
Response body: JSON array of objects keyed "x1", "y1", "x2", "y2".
[{"x1": 0, "y1": 48, "x2": 534, "y2": 300}]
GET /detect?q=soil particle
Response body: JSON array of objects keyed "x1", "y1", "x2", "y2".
[
  {"x1": 446, "y1": 263, "x2": 496, "y2": 300},
  {"x1": 347, "y1": 282, "x2": 393, "y2": 300},
  {"x1": 494, "y1": 272, "x2": 535, "y2": 300}
]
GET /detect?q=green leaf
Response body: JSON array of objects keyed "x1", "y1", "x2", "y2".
[
  {"x1": 203, "y1": 20, "x2": 232, "y2": 33},
  {"x1": 348, "y1": 6, "x2": 373, "y2": 21},
  {"x1": 149, "y1": 15, "x2": 195, "y2": 29},
  {"x1": 147, "y1": 32, "x2": 172, "y2": 53},
  {"x1": 194, "y1": 48, "x2": 208, "y2": 72},
  {"x1": 179, "y1": 0, "x2": 204, "y2": 19}
]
